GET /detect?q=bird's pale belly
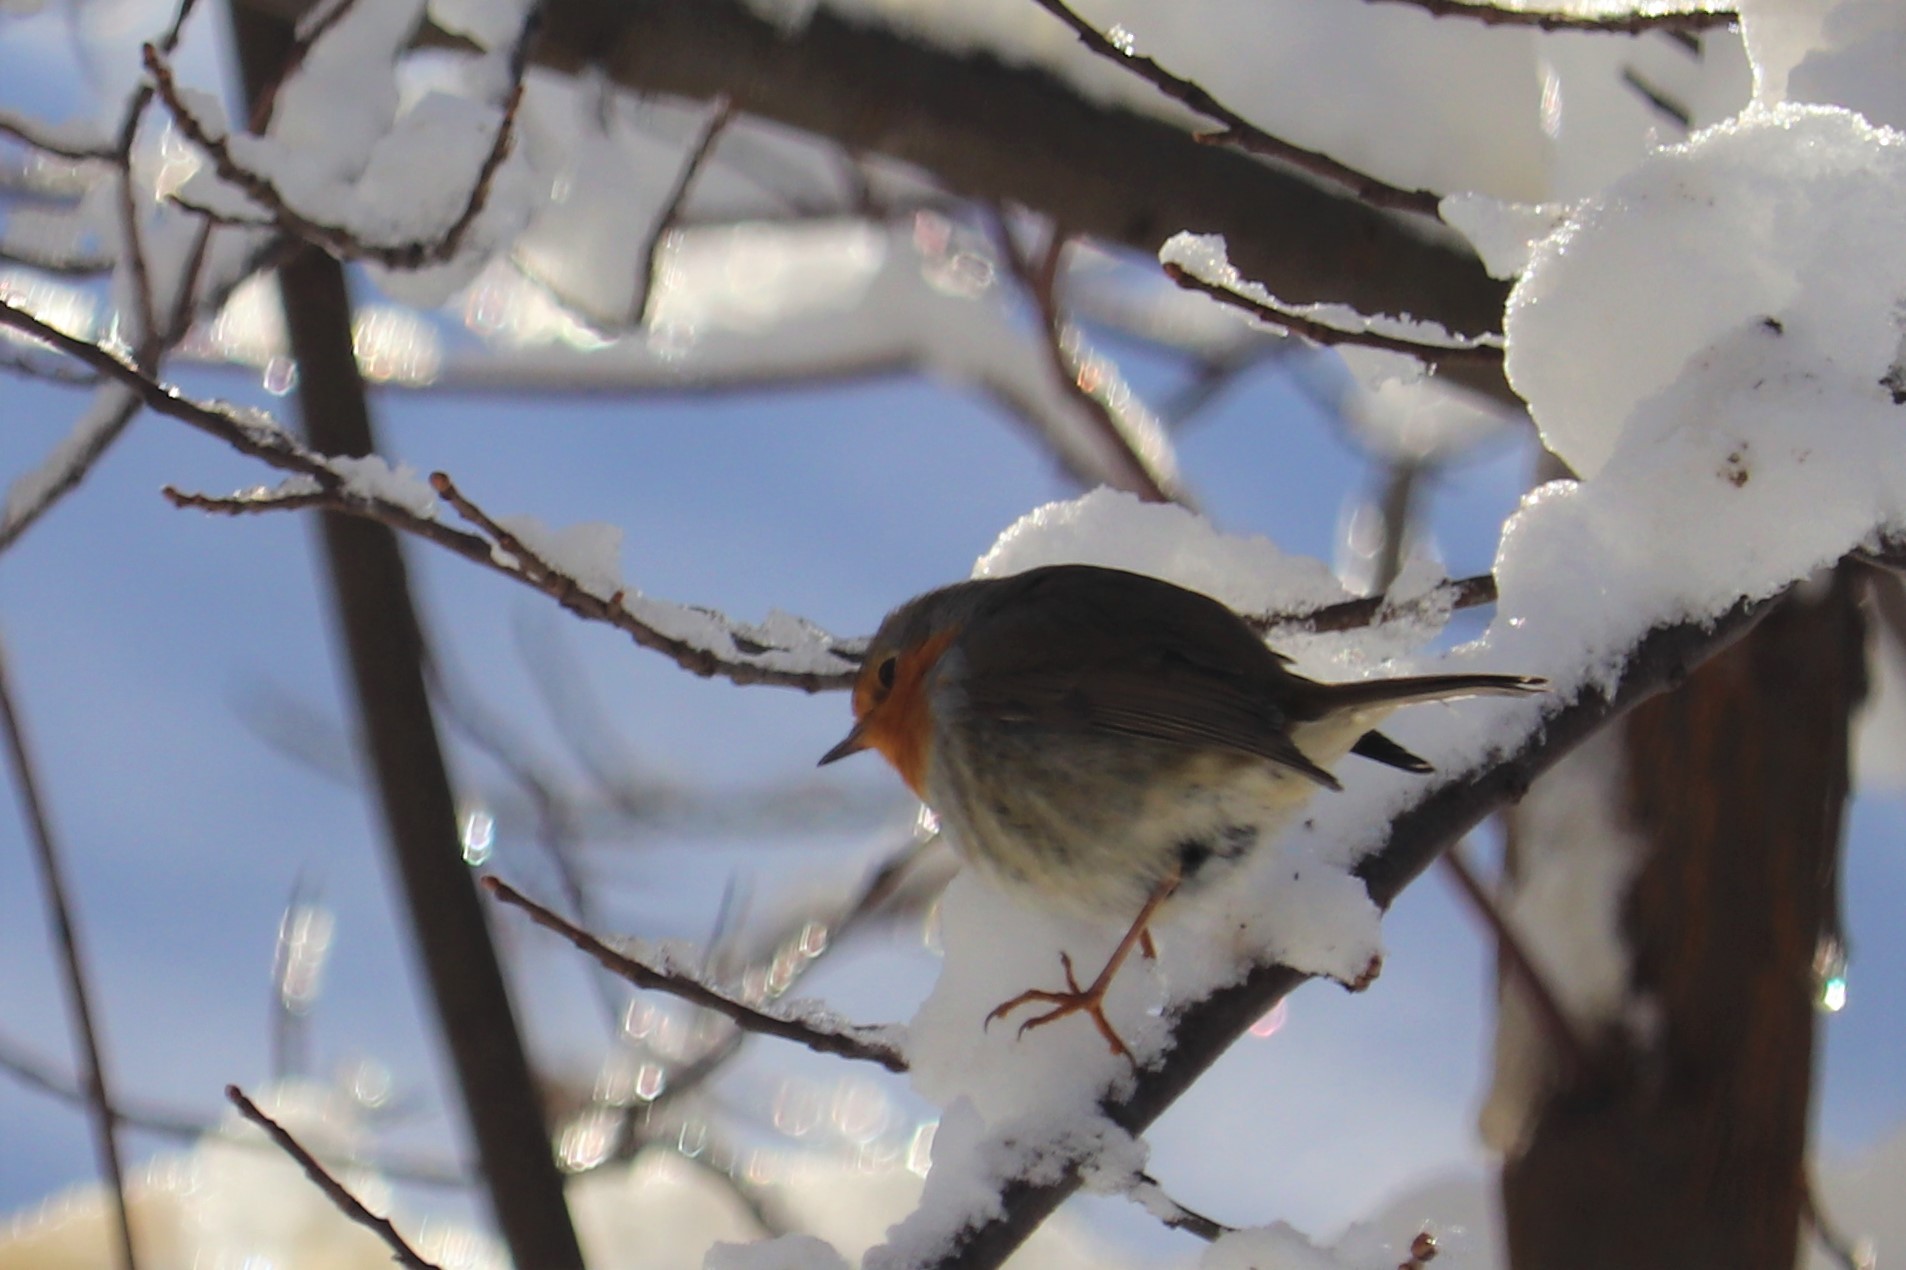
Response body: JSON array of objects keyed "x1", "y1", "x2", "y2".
[{"x1": 924, "y1": 718, "x2": 1360, "y2": 920}]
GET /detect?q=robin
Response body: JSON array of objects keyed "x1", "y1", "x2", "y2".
[{"x1": 820, "y1": 563, "x2": 1543, "y2": 1057}]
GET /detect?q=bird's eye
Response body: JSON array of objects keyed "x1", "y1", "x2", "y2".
[{"x1": 876, "y1": 655, "x2": 898, "y2": 690}]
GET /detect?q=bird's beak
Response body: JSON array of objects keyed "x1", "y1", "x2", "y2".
[{"x1": 818, "y1": 721, "x2": 869, "y2": 766}]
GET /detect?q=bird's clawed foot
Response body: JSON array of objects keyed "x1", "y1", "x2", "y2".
[{"x1": 985, "y1": 952, "x2": 1132, "y2": 1059}]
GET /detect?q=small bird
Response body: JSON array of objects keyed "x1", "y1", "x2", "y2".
[{"x1": 821, "y1": 563, "x2": 1543, "y2": 1056}]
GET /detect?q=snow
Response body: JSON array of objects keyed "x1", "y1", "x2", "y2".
[
  {"x1": 0, "y1": 1081, "x2": 1130, "y2": 1268},
  {"x1": 428, "y1": 0, "x2": 535, "y2": 50},
  {"x1": 166, "y1": 0, "x2": 544, "y2": 305},
  {"x1": 328, "y1": 454, "x2": 439, "y2": 517},
  {"x1": 1437, "y1": 195, "x2": 1571, "y2": 283},
  {"x1": 1200, "y1": 1222, "x2": 1350, "y2": 1270},
  {"x1": 977, "y1": 488, "x2": 1348, "y2": 619},
  {"x1": 491, "y1": 515, "x2": 624, "y2": 598},
  {"x1": 651, "y1": 222, "x2": 889, "y2": 344},
  {"x1": 1496, "y1": 106, "x2": 1906, "y2": 690},
  {"x1": 1478, "y1": 730, "x2": 1646, "y2": 1154}
]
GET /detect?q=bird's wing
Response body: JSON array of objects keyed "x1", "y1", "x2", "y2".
[{"x1": 955, "y1": 566, "x2": 1342, "y2": 788}]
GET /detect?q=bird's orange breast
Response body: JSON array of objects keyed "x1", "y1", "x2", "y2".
[{"x1": 861, "y1": 627, "x2": 957, "y2": 798}]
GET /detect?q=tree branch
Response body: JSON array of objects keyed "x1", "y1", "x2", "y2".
[
  {"x1": 1025, "y1": 0, "x2": 1442, "y2": 216},
  {"x1": 1163, "y1": 262, "x2": 1505, "y2": 371},
  {"x1": 1361, "y1": 0, "x2": 1736, "y2": 34},
  {"x1": 0, "y1": 635, "x2": 138, "y2": 1270},
  {"x1": 144, "y1": 2, "x2": 537, "y2": 270},
  {"x1": 482, "y1": 876, "x2": 910, "y2": 1072},
  {"x1": 225, "y1": 1086, "x2": 443, "y2": 1270}
]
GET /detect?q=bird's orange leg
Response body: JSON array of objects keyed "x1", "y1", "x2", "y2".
[{"x1": 986, "y1": 870, "x2": 1181, "y2": 1059}]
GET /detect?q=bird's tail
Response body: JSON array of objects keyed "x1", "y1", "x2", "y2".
[{"x1": 1302, "y1": 672, "x2": 1546, "y2": 719}]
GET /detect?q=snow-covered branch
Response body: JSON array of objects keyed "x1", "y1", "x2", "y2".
[
  {"x1": 411, "y1": 0, "x2": 1512, "y2": 347},
  {"x1": 1026, "y1": 0, "x2": 1443, "y2": 216},
  {"x1": 1360, "y1": 0, "x2": 1735, "y2": 33},
  {"x1": 1161, "y1": 258, "x2": 1505, "y2": 372},
  {"x1": 145, "y1": 5, "x2": 535, "y2": 270}
]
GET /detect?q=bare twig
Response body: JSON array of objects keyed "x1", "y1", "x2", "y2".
[
  {"x1": 1026, "y1": 0, "x2": 1442, "y2": 216},
  {"x1": 116, "y1": 0, "x2": 205, "y2": 360},
  {"x1": 1163, "y1": 263, "x2": 1505, "y2": 370},
  {"x1": 224, "y1": 1085, "x2": 443, "y2": 1270},
  {"x1": 1441, "y1": 840, "x2": 1591, "y2": 1082},
  {"x1": 993, "y1": 217, "x2": 1186, "y2": 505},
  {"x1": 633, "y1": 97, "x2": 735, "y2": 325},
  {"x1": 113, "y1": 86, "x2": 159, "y2": 356},
  {"x1": 1361, "y1": 0, "x2": 1735, "y2": 33},
  {"x1": 482, "y1": 876, "x2": 910, "y2": 1072},
  {"x1": 429, "y1": 470, "x2": 860, "y2": 689},
  {"x1": 0, "y1": 635, "x2": 138, "y2": 1270}
]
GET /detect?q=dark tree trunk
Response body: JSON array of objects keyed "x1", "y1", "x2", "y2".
[{"x1": 1501, "y1": 566, "x2": 1864, "y2": 1269}]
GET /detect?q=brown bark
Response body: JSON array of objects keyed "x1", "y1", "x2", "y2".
[
  {"x1": 1501, "y1": 567, "x2": 1864, "y2": 1269},
  {"x1": 229, "y1": 9, "x2": 586, "y2": 1265}
]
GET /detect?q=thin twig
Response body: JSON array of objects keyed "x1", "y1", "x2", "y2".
[
  {"x1": 993, "y1": 216, "x2": 1185, "y2": 505},
  {"x1": 224, "y1": 1086, "x2": 444, "y2": 1270},
  {"x1": 1362, "y1": 0, "x2": 1735, "y2": 33},
  {"x1": 633, "y1": 97, "x2": 735, "y2": 326},
  {"x1": 116, "y1": 0, "x2": 203, "y2": 361},
  {"x1": 1026, "y1": 0, "x2": 1442, "y2": 216},
  {"x1": 482, "y1": 876, "x2": 910, "y2": 1072},
  {"x1": 0, "y1": 634, "x2": 138, "y2": 1270},
  {"x1": 1163, "y1": 262, "x2": 1504, "y2": 369},
  {"x1": 429, "y1": 470, "x2": 861, "y2": 688},
  {"x1": 1441, "y1": 840, "x2": 1592, "y2": 1082},
  {"x1": 166, "y1": 485, "x2": 335, "y2": 515}
]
